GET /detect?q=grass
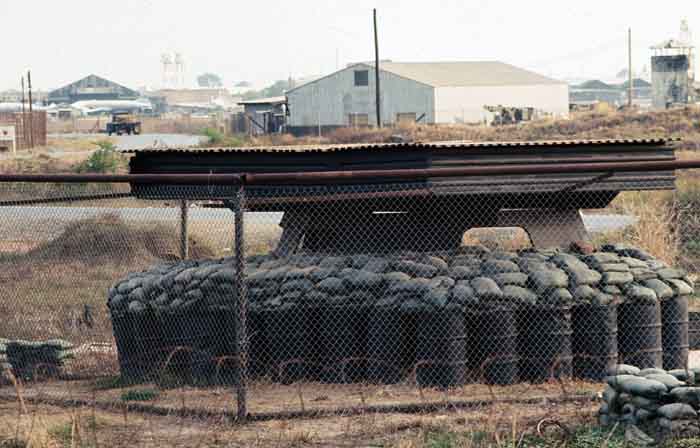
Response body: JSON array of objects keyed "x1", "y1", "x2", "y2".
[
  {"x1": 411, "y1": 424, "x2": 626, "y2": 448},
  {"x1": 120, "y1": 388, "x2": 160, "y2": 402}
]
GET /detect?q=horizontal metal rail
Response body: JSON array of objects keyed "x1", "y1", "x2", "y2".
[
  {"x1": 0, "y1": 159, "x2": 699, "y2": 185},
  {"x1": 0, "y1": 173, "x2": 243, "y2": 184},
  {"x1": 243, "y1": 159, "x2": 700, "y2": 185}
]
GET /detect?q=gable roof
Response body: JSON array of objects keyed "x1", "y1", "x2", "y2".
[
  {"x1": 375, "y1": 61, "x2": 565, "y2": 87},
  {"x1": 288, "y1": 61, "x2": 565, "y2": 93}
]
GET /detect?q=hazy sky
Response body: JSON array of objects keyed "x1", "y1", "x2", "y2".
[{"x1": 2, "y1": 0, "x2": 699, "y2": 91}]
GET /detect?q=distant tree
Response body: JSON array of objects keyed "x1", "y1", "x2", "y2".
[
  {"x1": 197, "y1": 73, "x2": 223, "y2": 88},
  {"x1": 242, "y1": 79, "x2": 291, "y2": 100},
  {"x1": 235, "y1": 81, "x2": 252, "y2": 87}
]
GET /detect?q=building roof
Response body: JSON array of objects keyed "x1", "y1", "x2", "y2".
[
  {"x1": 574, "y1": 80, "x2": 616, "y2": 90},
  {"x1": 237, "y1": 96, "x2": 286, "y2": 105},
  {"x1": 651, "y1": 39, "x2": 694, "y2": 50},
  {"x1": 122, "y1": 138, "x2": 673, "y2": 154},
  {"x1": 288, "y1": 61, "x2": 565, "y2": 93},
  {"x1": 373, "y1": 61, "x2": 565, "y2": 87}
]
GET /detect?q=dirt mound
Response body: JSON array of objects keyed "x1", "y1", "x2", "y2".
[{"x1": 26, "y1": 213, "x2": 215, "y2": 264}]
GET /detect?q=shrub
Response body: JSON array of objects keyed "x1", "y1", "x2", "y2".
[{"x1": 75, "y1": 141, "x2": 124, "y2": 173}]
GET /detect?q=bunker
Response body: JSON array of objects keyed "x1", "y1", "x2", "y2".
[{"x1": 108, "y1": 138, "x2": 693, "y2": 386}]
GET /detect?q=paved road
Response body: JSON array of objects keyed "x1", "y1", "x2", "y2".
[{"x1": 0, "y1": 206, "x2": 633, "y2": 233}]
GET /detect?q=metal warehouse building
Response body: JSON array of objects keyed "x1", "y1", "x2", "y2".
[
  {"x1": 48, "y1": 74, "x2": 139, "y2": 104},
  {"x1": 286, "y1": 61, "x2": 569, "y2": 134}
]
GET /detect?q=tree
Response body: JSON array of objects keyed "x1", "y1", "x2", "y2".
[
  {"x1": 197, "y1": 73, "x2": 223, "y2": 88},
  {"x1": 242, "y1": 79, "x2": 291, "y2": 100}
]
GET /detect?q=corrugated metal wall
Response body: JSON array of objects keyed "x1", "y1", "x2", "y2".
[
  {"x1": 287, "y1": 64, "x2": 434, "y2": 128},
  {"x1": 434, "y1": 84, "x2": 570, "y2": 124}
]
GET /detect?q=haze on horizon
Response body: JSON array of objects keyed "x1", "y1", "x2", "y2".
[{"x1": 1, "y1": 0, "x2": 698, "y2": 92}]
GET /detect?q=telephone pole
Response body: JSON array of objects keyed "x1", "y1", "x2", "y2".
[
  {"x1": 27, "y1": 70, "x2": 34, "y2": 148},
  {"x1": 20, "y1": 76, "x2": 27, "y2": 149},
  {"x1": 373, "y1": 8, "x2": 381, "y2": 128},
  {"x1": 628, "y1": 28, "x2": 633, "y2": 108}
]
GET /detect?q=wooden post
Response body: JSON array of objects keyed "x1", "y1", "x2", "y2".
[
  {"x1": 20, "y1": 76, "x2": 26, "y2": 150},
  {"x1": 179, "y1": 200, "x2": 189, "y2": 259},
  {"x1": 373, "y1": 8, "x2": 381, "y2": 128},
  {"x1": 27, "y1": 71, "x2": 34, "y2": 149},
  {"x1": 233, "y1": 186, "x2": 248, "y2": 421}
]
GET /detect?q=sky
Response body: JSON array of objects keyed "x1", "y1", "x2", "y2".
[{"x1": 1, "y1": 0, "x2": 699, "y2": 91}]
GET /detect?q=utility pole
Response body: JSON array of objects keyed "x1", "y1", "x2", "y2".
[
  {"x1": 20, "y1": 76, "x2": 27, "y2": 149},
  {"x1": 373, "y1": 8, "x2": 381, "y2": 128},
  {"x1": 27, "y1": 70, "x2": 34, "y2": 148},
  {"x1": 628, "y1": 28, "x2": 633, "y2": 108}
]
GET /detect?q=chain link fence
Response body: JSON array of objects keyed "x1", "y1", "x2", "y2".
[{"x1": 0, "y1": 175, "x2": 697, "y2": 426}]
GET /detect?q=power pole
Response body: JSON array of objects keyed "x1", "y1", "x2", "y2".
[
  {"x1": 27, "y1": 70, "x2": 34, "y2": 148},
  {"x1": 20, "y1": 76, "x2": 27, "y2": 149},
  {"x1": 373, "y1": 8, "x2": 381, "y2": 128},
  {"x1": 628, "y1": 28, "x2": 633, "y2": 108}
]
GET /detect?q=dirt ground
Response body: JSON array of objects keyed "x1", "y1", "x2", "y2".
[{"x1": 0, "y1": 391, "x2": 599, "y2": 447}]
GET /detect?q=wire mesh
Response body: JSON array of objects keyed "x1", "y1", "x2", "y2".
[{"x1": 0, "y1": 175, "x2": 697, "y2": 430}]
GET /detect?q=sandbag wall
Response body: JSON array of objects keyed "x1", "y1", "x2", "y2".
[
  {"x1": 0, "y1": 339, "x2": 74, "y2": 381},
  {"x1": 107, "y1": 244, "x2": 694, "y2": 387},
  {"x1": 600, "y1": 364, "x2": 700, "y2": 441}
]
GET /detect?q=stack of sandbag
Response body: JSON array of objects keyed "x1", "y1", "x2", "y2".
[
  {"x1": 600, "y1": 364, "x2": 700, "y2": 440},
  {"x1": 0, "y1": 338, "x2": 10, "y2": 383},
  {"x1": 5, "y1": 339, "x2": 74, "y2": 380},
  {"x1": 107, "y1": 244, "x2": 694, "y2": 387}
]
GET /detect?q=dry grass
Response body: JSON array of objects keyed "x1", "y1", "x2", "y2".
[
  {"x1": 0, "y1": 377, "x2": 602, "y2": 448},
  {"x1": 0, "y1": 214, "x2": 216, "y2": 345}
]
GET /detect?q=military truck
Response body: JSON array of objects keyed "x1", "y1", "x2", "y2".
[{"x1": 106, "y1": 111, "x2": 141, "y2": 136}]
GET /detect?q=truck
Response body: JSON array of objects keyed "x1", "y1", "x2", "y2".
[{"x1": 106, "y1": 111, "x2": 141, "y2": 136}]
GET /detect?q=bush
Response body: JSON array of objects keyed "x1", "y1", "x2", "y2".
[
  {"x1": 75, "y1": 141, "x2": 124, "y2": 173},
  {"x1": 201, "y1": 127, "x2": 225, "y2": 145}
]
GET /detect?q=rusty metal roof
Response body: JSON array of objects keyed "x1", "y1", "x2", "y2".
[{"x1": 121, "y1": 138, "x2": 675, "y2": 154}]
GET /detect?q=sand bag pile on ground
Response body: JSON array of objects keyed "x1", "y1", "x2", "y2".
[
  {"x1": 601, "y1": 364, "x2": 700, "y2": 442},
  {"x1": 4, "y1": 339, "x2": 74, "y2": 380},
  {"x1": 107, "y1": 244, "x2": 694, "y2": 385}
]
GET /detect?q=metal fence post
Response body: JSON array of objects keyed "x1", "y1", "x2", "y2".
[
  {"x1": 179, "y1": 200, "x2": 189, "y2": 259},
  {"x1": 233, "y1": 185, "x2": 248, "y2": 421}
]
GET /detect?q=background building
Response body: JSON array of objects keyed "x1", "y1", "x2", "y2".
[
  {"x1": 238, "y1": 96, "x2": 287, "y2": 135},
  {"x1": 286, "y1": 61, "x2": 569, "y2": 134},
  {"x1": 47, "y1": 74, "x2": 139, "y2": 104}
]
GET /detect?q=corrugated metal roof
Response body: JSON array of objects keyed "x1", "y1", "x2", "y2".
[
  {"x1": 237, "y1": 96, "x2": 286, "y2": 105},
  {"x1": 123, "y1": 138, "x2": 674, "y2": 154},
  {"x1": 374, "y1": 61, "x2": 565, "y2": 87}
]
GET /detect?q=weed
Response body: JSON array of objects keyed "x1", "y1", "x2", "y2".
[
  {"x1": 74, "y1": 140, "x2": 125, "y2": 174},
  {"x1": 120, "y1": 388, "x2": 160, "y2": 402}
]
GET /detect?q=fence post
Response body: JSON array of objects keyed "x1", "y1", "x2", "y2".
[
  {"x1": 233, "y1": 186, "x2": 248, "y2": 421},
  {"x1": 179, "y1": 200, "x2": 189, "y2": 259}
]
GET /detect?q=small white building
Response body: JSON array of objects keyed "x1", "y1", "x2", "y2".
[{"x1": 286, "y1": 61, "x2": 569, "y2": 134}]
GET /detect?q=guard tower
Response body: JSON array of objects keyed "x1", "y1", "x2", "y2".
[{"x1": 651, "y1": 21, "x2": 696, "y2": 109}]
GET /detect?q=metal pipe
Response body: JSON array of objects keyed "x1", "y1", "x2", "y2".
[
  {"x1": 0, "y1": 160, "x2": 699, "y2": 186},
  {"x1": 233, "y1": 186, "x2": 248, "y2": 422},
  {"x1": 243, "y1": 159, "x2": 700, "y2": 185},
  {"x1": 0, "y1": 173, "x2": 243, "y2": 184}
]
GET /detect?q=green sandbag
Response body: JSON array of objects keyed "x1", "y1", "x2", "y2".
[
  {"x1": 657, "y1": 403, "x2": 697, "y2": 420},
  {"x1": 669, "y1": 387, "x2": 700, "y2": 407},
  {"x1": 643, "y1": 373, "x2": 685, "y2": 390},
  {"x1": 607, "y1": 375, "x2": 667, "y2": 398}
]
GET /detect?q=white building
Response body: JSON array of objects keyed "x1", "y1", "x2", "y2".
[{"x1": 286, "y1": 61, "x2": 569, "y2": 134}]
